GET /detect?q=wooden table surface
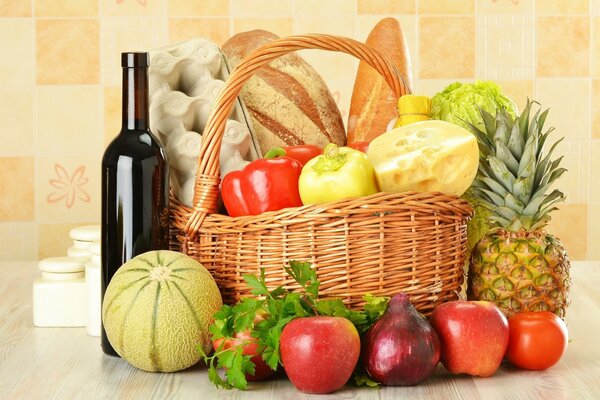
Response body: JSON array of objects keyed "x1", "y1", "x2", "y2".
[{"x1": 0, "y1": 261, "x2": 599, "y2": 400}]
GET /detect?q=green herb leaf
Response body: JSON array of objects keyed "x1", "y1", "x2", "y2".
[
  {"x1": 208, "y1": 364, "x2": 231, "y2": 390},
  {"x1": 283, "y1": 292, "x2": 312, "y2": 317},
  {"x1": 211, "y1": 306, "x2": 234, "y2": 339},
  {"x1": 232, "y1": 298, "x2": 262, "y2": 332},
  {"x1": 284, "y1": 261, "x2": 319, "y2": 299},
  {"x1": 258, "y1": 315, "x2": 297, "y2": 370},
  {"x1": 216, "y1": 346, "x2": 252, "y2": 390},
  {"x1": 196, "y1": 344, "x2": 233, "y2": 390},
  {"x1": 363, "y1": 294, "x2": 389, "y2": 321},
  {"x1": 269, "y1": 286, "x2": 287, "y2": 299},
  {"x1": 243, "y1": 274, "x2": 270, "y2": 297},
  {"x1": 354, "y1": 370, "x2": 380, "y2": 387}
]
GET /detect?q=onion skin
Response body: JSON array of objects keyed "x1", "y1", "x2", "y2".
[{"x1": 362, "y1": 293, "x2": 441, "y2": 386}]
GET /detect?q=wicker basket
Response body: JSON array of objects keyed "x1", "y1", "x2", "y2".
[{"x1": 169, "y1": 34, "x2": 473, "y2": 314}]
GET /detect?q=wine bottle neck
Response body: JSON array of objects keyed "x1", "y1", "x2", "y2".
[{"x1": 122, "y1": 67, "x2": 149, "y2": 131}]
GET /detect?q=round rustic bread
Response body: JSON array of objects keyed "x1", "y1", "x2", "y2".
[{"x1": 222, "y1": 30, "x2": 346, "y2": 155}]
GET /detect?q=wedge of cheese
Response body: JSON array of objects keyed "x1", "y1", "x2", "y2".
[{"x1": 367, "y1": 120, "x2": 479, "y2": 196}]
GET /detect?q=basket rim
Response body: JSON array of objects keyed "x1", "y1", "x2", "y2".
[{"x1": 172, "y1": 191, "x2": 473, "y2": 231}]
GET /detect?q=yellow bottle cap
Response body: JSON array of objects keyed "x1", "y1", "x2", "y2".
[{"x1": 397, "y1": 95, "x2": 431, "y2": 115}]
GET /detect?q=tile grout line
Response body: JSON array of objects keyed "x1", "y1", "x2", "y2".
[
  {"x1": 588, "y1": 0, "x2": 593, "y2": 260},
  {"x1": 98, "y1": 0, "x2": 104, "y2": 157},
  {"x1": 32, "y1": 0, "x2": 39, "y2": 260},
  {"x1": 229, "y1": 0, "x2": 234, "y2": 37}
]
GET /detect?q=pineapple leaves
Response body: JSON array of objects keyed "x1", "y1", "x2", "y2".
[
  {"x1": 488, "y1": 156, "x2": 516, "y2": 192},
  {"x1": 479, "y1": 176, "x2": 509, "y2": 198},
  {"x1": 495, "y1": 139, "x2": 520, "y2": 176},
  {"x1": 495, "y1": 206, "x2": 519, "y2": 222},
  {"x1": 467, "y1": 122, "x2": 495, "y2": 158},
  {"x1": 518, "y1": 130, "x2": 538, "y2": 177},
  {"x1": 494, "y1": 114, "x2": 510, "y2": 144},
  {"x1": 469, "y1": 98, "x2": 566, "y2": 231},
  {"x1": 518, "y1": 99, "x2": 533, "y2": 140},
  {"x1": 540, "y1": 189, "x2": 565, "y2": 209},
  {"x1": 505, "y1": 193, "x2": 525, "y2": 213},
  {"x1": 534, "y1": 137, "x2": 563, "y2": 189},
  {"x1": 548, "y1": 167, "x2": 567, "y2": 184},
  {"x1": 507, "y1": 119, "x2": 525, "y2": 160},
  {"x1": 539, "y1": 156, "x2": 565, "y2": 189},
  {"x1": 479, "y1": 188, "x2": 506, "y2": 207},
  {"x1": 527, "y1": 107, "x2": 542, "y2": 141},
  {"x1": 480, "y1": 107, "x2": 497, "y2": 138},
  {"x1": 513, "y1": 176, "x2": 533, "y2": 205},
  {"x1": 536, "y1": 108, "x2": 550, "y2": 135},
  {"x1": 522, "y1": 194, "x2": 546, "y2": 216}
]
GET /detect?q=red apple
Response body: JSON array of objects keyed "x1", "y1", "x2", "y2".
[
  {"x1": 280, "y1": 316, "x2": 360, "y2": 394},
  {"x1": 212, "y1": 314, "x2": 275, "y2": 382},
  {"x1": 429, "y1": 300, "x2": 509, "y2": 377}
]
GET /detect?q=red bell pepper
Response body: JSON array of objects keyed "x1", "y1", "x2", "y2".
[
  {"x1": 221, "y1": 156, "x2": 303, "y2": 217},
  {"x1": 264, "y1": 145, "x2": 322, "y2": 167}
]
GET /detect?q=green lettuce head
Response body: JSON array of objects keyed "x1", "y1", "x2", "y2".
[{"x1": 430, "y1": 81, "x2": 517, "y2": 131}]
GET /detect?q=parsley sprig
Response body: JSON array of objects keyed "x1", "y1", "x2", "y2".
[{"x1": 199, "y1": 261, "x2": 389, "y2": 390}]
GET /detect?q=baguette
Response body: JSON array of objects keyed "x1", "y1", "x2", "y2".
[
  {"x1": 347, "y1": 18, "x2": 413, "y2": 144},
  {"x1": 222, "y1": 30, "x2": 346, "y2": 155}
]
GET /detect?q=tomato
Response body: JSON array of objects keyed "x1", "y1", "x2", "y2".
[
  {"x1": 347, "y1": 141, "x2": 370, "y2": 153},
  {"x1": 212, "y1": 313, "x2": 276, "y2": 382},
  {"x1": 264, "y1": 145, "x2": 322, "y2": 167},
  {"x1": 505, "y1": 311, "x2": 568, "y2": 371},
  {"x1": 212, "y1": 331, "x2": 275, "y2": 381}
]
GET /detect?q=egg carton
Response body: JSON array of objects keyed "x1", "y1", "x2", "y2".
[{"x1": 148, "y1": 38, "x2": 260, "y2": 207}]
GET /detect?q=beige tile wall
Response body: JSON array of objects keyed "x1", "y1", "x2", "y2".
[{"x1": 0, "y1": 0, "x2": 597, "y2": 261}]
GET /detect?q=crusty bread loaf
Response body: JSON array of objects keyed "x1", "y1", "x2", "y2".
[
  {"x1": 222, "y1": 30, "x2": 346, "y2": 155},
  {"x1": 347, "y1": 18, "x2": 413, "y2": 144}
]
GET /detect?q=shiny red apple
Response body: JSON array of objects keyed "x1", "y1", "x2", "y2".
[
  {"x1": 429, "y1": 300, "x2": 509, "y2": 377},
  {"x1": 280, "y1": 316, "x2": 360, "y2": 394}
]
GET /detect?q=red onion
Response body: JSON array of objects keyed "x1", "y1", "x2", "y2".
[{"x1": 362, "y1": 293, "x2": 441, "y2": 385}]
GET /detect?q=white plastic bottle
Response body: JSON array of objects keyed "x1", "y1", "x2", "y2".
[
  {"x1": 33, "y1": 257, "x2": 87, "y2": 327},
  {"x1": 86, "y1": 241, "x2": 101, "y2": 337}
]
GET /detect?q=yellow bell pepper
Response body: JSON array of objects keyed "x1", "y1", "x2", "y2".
[{"x1": 299, "y1": 144, "x2": 379, "y2": 205}]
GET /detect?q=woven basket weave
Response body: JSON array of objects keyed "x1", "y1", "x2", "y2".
[{"x1": 169, "y1": 34, "x2": 473, "y2": 314}]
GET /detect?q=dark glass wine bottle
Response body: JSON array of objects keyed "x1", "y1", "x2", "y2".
[{"x1": 101, "y1": 52, "x2": 169, "y2": 356}]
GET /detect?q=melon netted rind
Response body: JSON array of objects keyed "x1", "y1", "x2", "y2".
[{"x1": 102, "y1": 250, "x2": 223, "y2": 372}]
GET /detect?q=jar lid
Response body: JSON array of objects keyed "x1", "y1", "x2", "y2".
[
  {"x1": 38, "y1": 257, "x2": 85, "y2": 274},
  {"x1": 89, "y1": 241, "x2": 101, "y2": 256},
  {"x1": 69, "y1": 225, "x2": 101, "y2": 242}
]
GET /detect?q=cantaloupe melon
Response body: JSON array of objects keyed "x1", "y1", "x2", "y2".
[{"x1": 102, "y1": 250, "x2": 222, "y2": 372}]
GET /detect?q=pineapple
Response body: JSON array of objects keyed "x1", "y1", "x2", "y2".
[{"x1": 467, "y1": 100, "x2": 571, "y2": 318}]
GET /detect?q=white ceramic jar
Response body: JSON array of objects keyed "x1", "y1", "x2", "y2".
[
  {"x1": 67, "y1": 225, "x2": 100, "y2": 260},
  {"x1": 33, "y1": 257, "x2": 87, "y2": 327},
  {"x1": 85, "y1": 241, "x2": 101, "y2": 337}
]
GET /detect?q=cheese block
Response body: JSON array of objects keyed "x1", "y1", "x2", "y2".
[
  {"x1": 222, "y1": 30, "x2": 346, "y2": 155},
  {"x1": 367, "y1": 120, "x2": 479, "y2": 196}
]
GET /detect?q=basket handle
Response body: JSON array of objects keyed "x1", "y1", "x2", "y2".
[{"x1": 184, "y1": 33, "x2": 412, "y2": 238}]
